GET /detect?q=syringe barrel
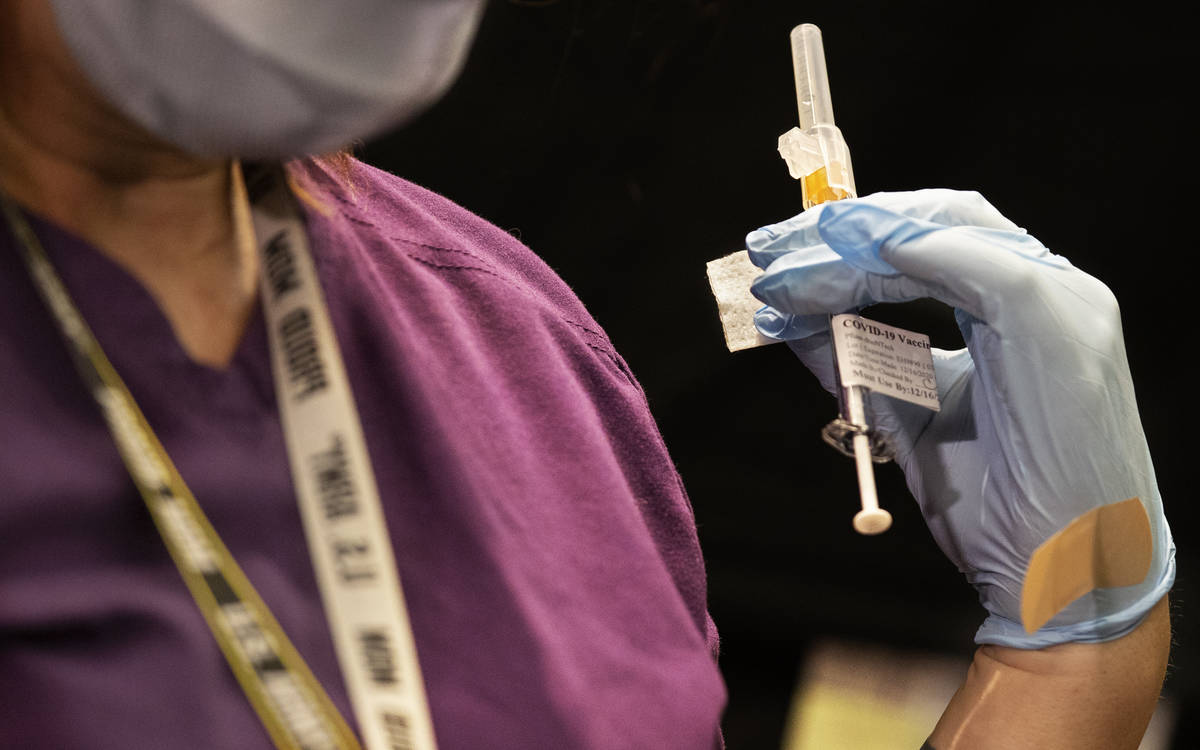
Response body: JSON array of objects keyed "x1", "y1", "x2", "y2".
[
  {"x1": 779, "y1": 23, "x2": 856, "y2": 208},
  {"x1": 791, "y1": 23, "x2": 835, "y2": 129}
]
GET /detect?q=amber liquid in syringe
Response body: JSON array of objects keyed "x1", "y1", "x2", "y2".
[{"x1": 801, "y1": 165, "x2": 852, "y2": 209}]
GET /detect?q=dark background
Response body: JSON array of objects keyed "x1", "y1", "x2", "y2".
[{"x1": 363, "y1": 2, "x2": 1197, "y2": 747}]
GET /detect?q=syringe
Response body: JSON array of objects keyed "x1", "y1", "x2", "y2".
[
  {"x1": 777, "y1": 24, "x2": 894, "y2": 536},
  {"x1": 778, "y1": 24, "x2": 856, "y2": 209}
]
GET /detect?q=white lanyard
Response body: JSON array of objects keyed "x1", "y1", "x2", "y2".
[
  {"x1": 1, "y1": 163, "x2": 437, "y2": 750},
  {"x1": 247, "y1": 164, "x2": 438, "y2": 750}
]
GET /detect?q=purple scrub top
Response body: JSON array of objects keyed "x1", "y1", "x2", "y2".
[{"x1": 0, "y1": 158, "x2": 726, "y2": 749}]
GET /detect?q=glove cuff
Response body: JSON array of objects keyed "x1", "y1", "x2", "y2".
[{"x1": 974, "y1": 539, "x2": 1175, "y2": 649}]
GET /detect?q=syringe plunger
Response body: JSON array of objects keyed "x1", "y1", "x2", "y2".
[{"x1": 780, "y1": 24, "x2": 885, "y2": 534}]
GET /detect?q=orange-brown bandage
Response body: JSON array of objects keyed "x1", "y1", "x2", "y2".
[{"x1": 1020, "y1": 497, "x2": 1153, "y2": 634}]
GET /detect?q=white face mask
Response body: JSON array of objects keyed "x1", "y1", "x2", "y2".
[{"x1": 48, "y1": 0, "x2": 486, "y2": 158}]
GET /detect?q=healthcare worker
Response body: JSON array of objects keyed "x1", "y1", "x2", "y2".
[{"x1": 0, "y1": 1, "x2": 1173, "y2": 749}]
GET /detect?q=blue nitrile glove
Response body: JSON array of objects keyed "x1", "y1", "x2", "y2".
[{"x1": 747, "y1": 189, "x2": 1174, "y2": 649}]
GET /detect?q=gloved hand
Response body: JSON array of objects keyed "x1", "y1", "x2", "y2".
[{"x1": 747, "y1": 189, "x2": 1174, "y2": 649}]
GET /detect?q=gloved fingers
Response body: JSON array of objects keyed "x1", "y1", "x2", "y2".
[
  {"x1": 783, "y1": 331, "x2": 837, "y2": 395},
  {"x1": 746, "y1": 189, "x2": 1024, "y2": 269},
  {"x1": 749, "y1": 240, "x2": 933, "y2": 317},
  {"x1": 817, "y1": 200, "x2": 1076, "y2": 326},
  {"x1": 857, "y1": 347, "x2": 973, "y2": 460},
  {"x1": 778, "y1": 332, "x2": 975, "y2": 457},
  {"x1": 774, "y1": 327, "x2": 967, "y2": 405},
  {"x1": 753, "y1": 306, "x2": 829, "y2": 341},
  {"x1": 930, "y1": 347, "x2": 976, "y2": 403}
]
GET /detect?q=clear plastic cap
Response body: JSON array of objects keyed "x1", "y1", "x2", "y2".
[
  {"x1": 777, "y1": 23, "x2": 856, "y2": 208},
  {"x1": 791, "y1": 23, "x2": 835, "y2": 130}
]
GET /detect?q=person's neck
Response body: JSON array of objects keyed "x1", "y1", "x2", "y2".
[{"x1": 0, "y1": 77, "x2": 260, "y2": 368}]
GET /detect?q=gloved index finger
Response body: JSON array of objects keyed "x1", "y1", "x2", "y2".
[
  {"x1": 816, "y1": 200, "x2": 1071, "y2": 326},
  {"x1": 746, "y1": 189, "x2": 1024, "y2": 270}
]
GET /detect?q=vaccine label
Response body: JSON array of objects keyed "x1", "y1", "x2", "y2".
[{"x1": 831, "y1": 314, "x2": 940, "y2": 411}]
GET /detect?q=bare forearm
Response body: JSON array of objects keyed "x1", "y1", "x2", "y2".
[{"x1": 928, "y1": 596, "x2": 1170, "y2": 750}]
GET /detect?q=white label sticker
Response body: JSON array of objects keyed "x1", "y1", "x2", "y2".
[{"x1": 831, "y1": 314, "x2": 940, "y2": 411}]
